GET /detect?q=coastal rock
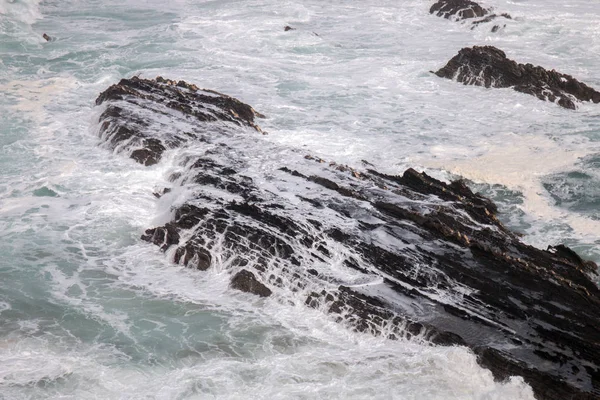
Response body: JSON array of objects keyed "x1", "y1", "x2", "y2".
[
  {"x1": 430, "y1": 0, "x2": 489, "y2": 20},
  {"x1": 230, "y1": 269, "x2": 273, "y2": 297},
  {"x1": 429, "y1": 0, "x2": 511, "y2": 31},
  {"x1": 435, "y1": 45, "x2": 600, "y2": 109},
  {"x1": 96, "y1": 77, "x2": 600, "y2": 400},
  {"x1": 95, "y1": 76, "x2": 264, "y2": 166}
]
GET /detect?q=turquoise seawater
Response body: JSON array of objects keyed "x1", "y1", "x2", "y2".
[{"x1": 1, "y1": 0, "x2": 599, "y2": 398}]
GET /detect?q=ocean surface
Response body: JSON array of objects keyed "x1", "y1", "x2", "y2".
[{"x1": 1, "y1": 0, "x2": 599, "y2": 398}]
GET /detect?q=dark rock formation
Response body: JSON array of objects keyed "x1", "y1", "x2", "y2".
[
  {"x1": 96, "y1": 77, "x2": 600, "y2": 400},
  {"x1": 429, "y1": 0, "x2": 511, "y2": 32},
  {"x1": 95, "y1": 76, "x2": 264, "y2": 166},
  {"x1": 284, "y1": 25, "x2": 295, "y2": 32},
  {"x1": 230, "y1": 269, "x2": 273, "y2": 297},
  {"x1": 430, "y1": 0, "x2": 488, "y2": 20},
  {"x1": 435, "y1": 46, "x2": 600, "y2": 109}
]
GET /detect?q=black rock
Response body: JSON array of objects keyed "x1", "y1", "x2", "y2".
[
  {"x1": 96, "y1": 77, "x2": 600, "y2": 400},
  {"x1": 429, "y1": 0, "x2": 512, "y2": 32},
  {"x1": 435, "y1": 45, "x2": 600, "y2": 109},
  {"x1": 95, "y1": 76, "x2": 264, "y2": 166},
  {"x1": 430, "y1": 0, "x2": 489, "y2": 20},
  {"x1": 230, "y1": 269, "x2": 272, "y2": 297}
]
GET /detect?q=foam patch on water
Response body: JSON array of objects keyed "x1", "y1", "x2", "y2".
[
  {"x1": 0, "y1": 78, "x2": 80, "y2": 120},
  {"x1": 0, "y1": 0, "x2": 42, "y2": 26},
  {"x1": 0, "y1": 332, "x2": 535, "y2": 400},
  {"x1": 79, "y1": 243, "x2": 536, "y2": 400},
  {"x1": 0, "y1": 338, "x2": 77, "y2": 388},
  {"x1": 421, "y1": 132, "x2": 600, "y2": 239}
]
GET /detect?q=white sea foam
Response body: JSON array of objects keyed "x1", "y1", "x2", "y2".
[
  {"x1": 422, "y1": 132, "x2": 600, "y2": 239},
  {"x1": 0, "y1": 78, "x2": 79, "y2": 118},
  {"x1": 0, "y1": 332, "x2": 535, "y2": 400},
  {"x1": 1, "y1": 0, "x2": 599, "y2": 398},
  {"x1": 0, "y1": 0, "x2": 42, "y2": 25}
]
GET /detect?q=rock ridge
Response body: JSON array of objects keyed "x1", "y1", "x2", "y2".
[
  {"x1": 435, "y1": 45, "x2": 600, "y2": 109},
  {"x1": 95, "y1": 76, "x2": 600, "y2": 400}
]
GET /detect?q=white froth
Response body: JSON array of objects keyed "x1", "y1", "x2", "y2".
[
  {"x1": 423, "y1": 132, "x2": 600, "y2": 240},
  {"x1": 1, "y1": 0, "x2": 599, "y2": 398},
  {"x1": 0, "y1": 0, "x2": 42, "y2": 25}
]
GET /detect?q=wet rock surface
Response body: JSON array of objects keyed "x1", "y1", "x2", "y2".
[
  {"x1": 96, "y1": 77, "x2": 600, "y2": 400},
  {"x1": 230, "y1": 269, "x2": 273, "y2": 297},
  {"x1": 429, "y1": 0, "x2": 511, "y2": 32},
  {"x1": 430, "y1": 0, "x2": 489, "y2": 20},
  {"x1": 95, "y1": 76, "x2": 264, "y2": 166},
  {"x1": 435, "y1": 45, "x2": 600, "y2": 109}
]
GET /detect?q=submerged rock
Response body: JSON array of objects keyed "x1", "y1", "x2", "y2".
[
  {"x1": 435, "y1": 45, "x2": 600, "y2": 109},
  {"x1": 470, "y1": 12, "x2": 512, "y2": 32},
  {"x1": 96, "y1": 77, "x2": 600, "y2": 400}
]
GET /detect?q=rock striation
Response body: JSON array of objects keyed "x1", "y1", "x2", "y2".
[
  {"x1": 96, "y1": 77, "x2": 600, "y2": 400},
  {"x1": 435, "y1": 46, "x2": 600, "y2": 109}
]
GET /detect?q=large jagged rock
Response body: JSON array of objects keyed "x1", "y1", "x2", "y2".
[
  {"x1": 429, "y1": 0, "x2": 511, "y2": 32},
  {"x1": 435, "y1": 45, "x2": 600, "y2": 109},
  {"x1": 96, "y1": 77, "x2": 600, "y2": 400}
]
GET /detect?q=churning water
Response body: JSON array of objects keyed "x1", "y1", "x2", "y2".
[{"x1": 1, "y1": 0, "x2": 599, "y2": 398}]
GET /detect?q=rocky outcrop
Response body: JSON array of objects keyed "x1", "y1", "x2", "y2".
[
  {"x1": 435, "y1": 46, "x2": 600, "y2": 109},
  {"x1": 429, "y1": 0, "x2": 511, "y2": 31},
  {"x1": 430, "y1": 0, "x2": 489, "y2": 20},
  {"x1": 95, "y1": 76, "x2": 264, "y2": 166},
  {"x1": 95, "y1": 77, "x2": 600, "y2": 400}
]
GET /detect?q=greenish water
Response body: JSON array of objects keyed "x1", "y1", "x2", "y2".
[{"x1": 1, "y1": 0, "x2": 599, "y2": 398}]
